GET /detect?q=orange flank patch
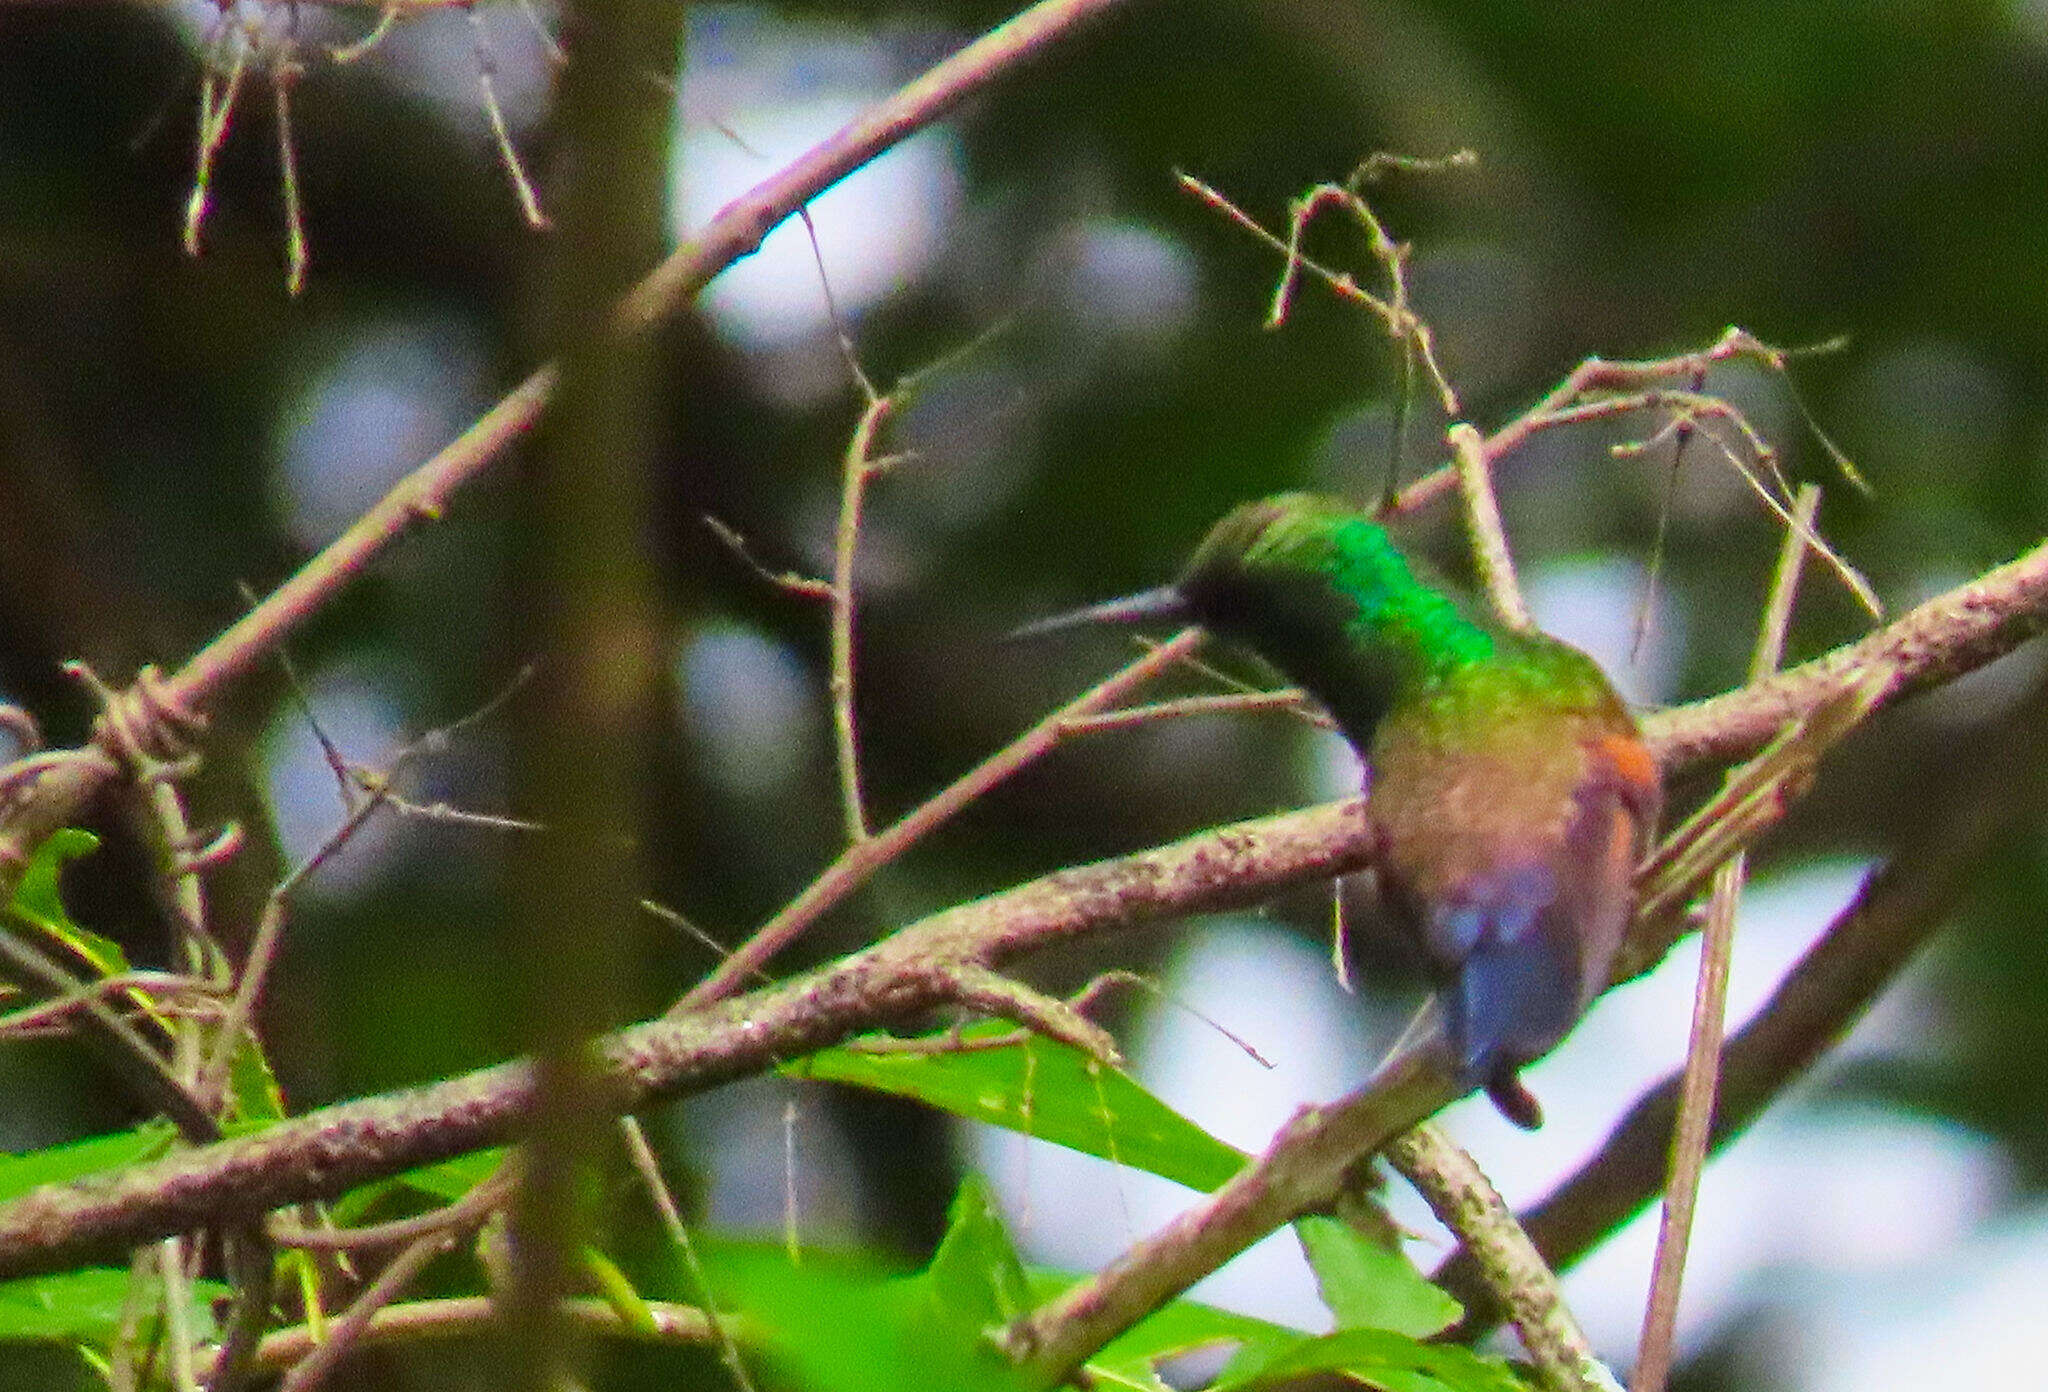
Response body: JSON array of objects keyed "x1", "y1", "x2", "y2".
[{"x1": 1594, "y1": 732, "x2": 1659, "y2": 796}]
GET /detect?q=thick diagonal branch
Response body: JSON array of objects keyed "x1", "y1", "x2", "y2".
[{"x1": 0, "y1": 800, "x2": 1375, "y2": 1278}]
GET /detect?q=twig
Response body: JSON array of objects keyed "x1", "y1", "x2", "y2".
[
  {"x1": 1385, "y1": 1126, "x2": 1614, "y2": 1392},
  {"x1": 275, "y1": 1225, "x2": 467, "y2": 1392},
  {"x1": 465, "y1": 0, "x2": 548, "y2": 229},
  {"x1": 201, "y1": 1296, "x2": 727, "y2": 1377},
  {"x1": 615, "y1": 0, "x2": 1132, "y2": 332},
  {"x1": 161, "y1": 1234, "x2": 201, "y2": 1392},
  {"x1": 0, "y1": 970, "x2": 220, "y2": 1039},
  {"x1": 184, "y1": 8, "x2": 251, "y2": 261},
  {"x1": 1613, "y1": 401, "x2": 1875, "y2": 618},
  {"x1": 1003, "y1": 1041, "x2": 1457, "y2": 1383},
  {"x1": 1447, "y1": 422, "x2": 1530, "y2": 630},
  {"x1": 1180, "y1": 166, "x2": 1460, "y2": 417},
  {"x1": 1378, "y1": 325, "x2": 1872, "y2": 609},
  {"x1": 672, "y1": 627, "x2": 1206, "y2": 1011},
  {"x1": 273, "y1": 54, "x2": 308, "y2": 295},
  {"x1": 1385, "y1": 328, "x2": 1773, "y2": 515},
  {"x1": 203, "y1": 1225, "x2": 276, "y2": 1392},
  {"x1": 617, "y1": 1118, "x2": 756, "y2": 1392},
  {"x1": 194, "y1": 665, "x2": 538, "y2": 1107},
  {"x1": 329, "y1": 5, "x2": 401, "y2": 64},
  {"x1": 842, "y1": 969, "x2": 1151, "y2": 1056},
  {"x1": 830, "y1": 392, "x2": 898, "y2": 843},
  {"x1": 0, "y1": 924, "x2": 219, "y2": 1143},
  {"x1": 1632, "y1": 485, "x2": 1818, "y2": 1392},
  {"x1": 701, "y1": 516, "x2": 835, "y2": 601},
  {"x1": 267, "y1": 1165, "x2": 515, "y2": 1251},
  {"x1": 1055, "y1": 688, "x2": 1314, "y2": 736}
]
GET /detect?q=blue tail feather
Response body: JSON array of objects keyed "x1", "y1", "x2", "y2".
[{"x1": 1443, "y1": 931, "x2": 1580, "y2": 1086}]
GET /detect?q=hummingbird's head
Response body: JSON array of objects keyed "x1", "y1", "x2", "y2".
[{"x1": 1007, "y1": 493, "x2": 1363, "y2": 645}]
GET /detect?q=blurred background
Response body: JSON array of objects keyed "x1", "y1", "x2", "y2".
[{"x1": 3, "y1": 0, "x2": 2047, "y2": 1387}]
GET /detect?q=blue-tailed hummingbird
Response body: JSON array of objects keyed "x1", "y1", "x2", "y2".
[{"x1": 1018, "y1": 493, "x2": 1661, "y2": 1127}]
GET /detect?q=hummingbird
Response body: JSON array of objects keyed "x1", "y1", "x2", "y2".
[{"x1": 1017, "y1": 493, "x2": 1661, "y2": 1128}]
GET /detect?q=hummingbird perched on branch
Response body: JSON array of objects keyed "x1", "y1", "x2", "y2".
[{"x1": 1016, "y1": 493, "x2": 1661, "y2": 1128}]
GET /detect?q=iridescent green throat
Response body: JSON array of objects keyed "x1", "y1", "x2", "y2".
[{"x1": 1176, "y1": 494, "x2": 1499, "y2": 739}]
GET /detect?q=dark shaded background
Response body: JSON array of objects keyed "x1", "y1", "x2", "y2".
[{"x1": 2, "y1": 0, "x2": 2045, "y2": 1387}]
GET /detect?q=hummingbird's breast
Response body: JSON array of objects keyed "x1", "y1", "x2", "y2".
[{"x1": 1364, "y1": 656, "x2": 1660, "y2": 1010}]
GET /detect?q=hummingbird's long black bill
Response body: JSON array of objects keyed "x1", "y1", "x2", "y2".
[{"x1": 1005, "y1": 586, "x2": 1193, "y2": 642}]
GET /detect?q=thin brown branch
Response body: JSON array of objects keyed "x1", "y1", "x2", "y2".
[
  {"x1": 275, "y1": 1224, "x2": 466, "y2": 1392},
  {"x1": 702, "y1": 516, "x2": 835, "y2": 600},
  {"x1": 203, "y1": 1225, "x2": 276, "y2": 1392},
  {"x1": 0, "y1": 0, "x2": 1136, "y2": 902},
  {"x1": 1642, "y1": 534, "x2": 2048, "y2": 771},
  {"x1": 0, "y1": 924, "x2": 219, "y2": 1144},
  {"x1": 1385, "y1": 1126, "x2": 1607, "y2": 1392},
  {"x1": 1004, "y1": 1039, "x2": 1458, "y2": 1384},
  {"x1": 0, "y1": 794, "x2": 1378, "y2": 1280},
  {"x1": 618, "y1": 1118, "x2": 756, "y2": 1392},
  {"x1": 1056, "y1": 688, "x2": 1314, "y2": 736},
  {"x1": 0, "y1": 971, "x2": 219, "y2": 1039},
  {"x1": 843, "y1": 969, "x2": 1150, "y2": 1056},
  {"x1": 1447, "y1": 422, "x2": 1529, "y2": 630},
  {"x1": 1633, "y1": 484, "x2": 1817, "y2": 1392},
  {"x1": 830, "y1": 393, "x2": 897, "y2": 843},
  {"x1": 267, "y1": 1165, "x2": 514, "y2": 1252},
  {"x1": 196, "y1": 666, "x2": 537, "y2": 1109},
  {"x1": 1382, "y1": 327, "x2": 1782, "y2": 518},
  {"x1": 1180, "y1": 164, "x2": 1461, "y2": 419},
  {"x1": 673, "y1": 627, "x2": 1206, "y2": 1011},
  {"x1": 201, "y1": 1297, "x2": 725, "y2": 1380},
  {"x1": 616, "y1": 0, "x2": 1131, "y2": 333}
]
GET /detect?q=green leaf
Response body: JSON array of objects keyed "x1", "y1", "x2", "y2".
[
  {"x1": 391, "y1": 1145, "x2": 507, "y2": 1202},
  {"x1": 225, "y1": 1030, "x2": 287, "y2": 1126},
  {"x1": 650, "y1": 1179, "x2": 1044, "y2": 1392},
  {"x1": 785, "y1": 1025, "x2": 1245, "y2": 1192},
  {"x1": 327, "y1": 1146, "x2": 509, "y2": 1227},
  {"x1": 0, "y1": 1268, "x2": 229, "y2": 1345},
  {"x1": 1212, "y1": 1328, "x2": 1530, "y2": 1392},
  {"x1": 1058, "y1": 1276, "x2": 1305, "y2": 1391},
  {"x1": 925, "y1": 1174, "x2": 1031, "y2": 1328},
  {"x1": 0, "y1": 1269, "x2": 138, "y2": 1344},
  {"x1": 0, "y1": 1125, "x2": 176, "y2": 1205},
  {"x1": 688, "y1": 1244, "x2": 1032, "y2": 1392},
  {"x1": 6, "y1": 830, "x2": 129, "y2": 981},
  {"x1": 1296, "y1": 1214, "x2": 1462, "y2": 1338}
]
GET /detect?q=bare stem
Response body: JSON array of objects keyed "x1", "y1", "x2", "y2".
[
  {"x1": 1632, "y1": 485, "x2": 1814, "y2": 1392},
  {"x1": 675, "y1": 628, "x2": 1205, "y2": 1010},
  {"x1": 1386, "y1": 1126, "x2": 1611, "y2": 1392},
  {"x1": 830, "y1": 394, "x2": 896, "y2": 844},
  {"x1": 1448, "y1": 422, "x2": 1530, "y2": 630}
]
